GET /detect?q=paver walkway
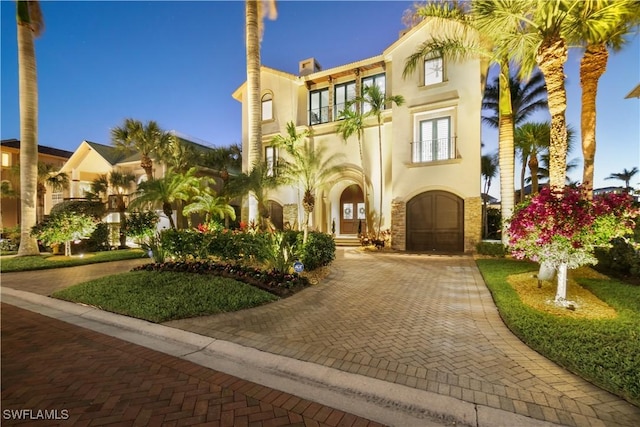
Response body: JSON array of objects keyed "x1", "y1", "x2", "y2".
[
  {"x1": 1, "y1": 303, "x2": 383, "y2": 427},
  {"x1": 165, "y1": 249, "x2": 640, "y2": 427}
]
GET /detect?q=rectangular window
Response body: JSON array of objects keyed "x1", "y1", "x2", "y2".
[
  {"x1": 1, "y1": 153, "x2": 10, "y2": 167},
  {"x1": 334, "y1": 81, "x2": 356, "y2": 117},
  {"x1": 309, "y1": 88, "x2": 329, "y2": 125},
  {"x1": 414, "y1": 117, "x2": 452, "y2": 162},
  {"x1": 424, "y1": 57, "x2": 444, "y2": 85},
  {"x1": 265, "y1": 146, "x2": 277, "y2": 177},
  {"x1": 361, "y1": 73, "x2": 386, "y2": 114}
]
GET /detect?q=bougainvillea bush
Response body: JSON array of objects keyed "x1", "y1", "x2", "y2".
[
  {"x1": 509, "y1": 187, "x2": 637, "y2": 268},
  {"x1": 508, "y1": 186, "x2": 638, "y2": 303}
]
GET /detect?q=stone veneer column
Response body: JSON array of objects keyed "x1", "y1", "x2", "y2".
[
  {"x1": 391, "y1": 198, "x2": 406, "y2": 251},
  {"x1": 283, "y1": 204, "x2": 299, "y2": 230},
  {"x1": 464, "y1": 196, "x2": 482, "y2": 253}
]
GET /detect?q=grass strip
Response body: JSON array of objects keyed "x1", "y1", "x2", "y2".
[
  {"x1": 476, "y1": 258, "x2": 640, "y2": 406},
  {"x1": 1, "y1": 249, "x2": 147, "y2": 272},
  {"x1": 52, "y1": 271, "x2": 278, "y2": 323}
]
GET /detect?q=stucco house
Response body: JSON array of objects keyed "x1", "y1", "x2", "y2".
[
  {"x1": 233, "y1": 20, "x2": 486, "y2": 252},
  {"x1": 59, "y1": 134, "x2": 225, "y2": 233},
  {"x1": 0, "y1": 139, "x2": 73, "y2": 229}
]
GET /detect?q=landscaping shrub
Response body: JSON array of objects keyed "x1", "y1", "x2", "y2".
[
  {"x1": 158, "y1": 228, "x2": 335, "y2": 272},
  {"x1": 50, "y1": 200, "x2": 105, "y2": 219},
  {"x1": 133, "y1": 260, "x2": 309, "y2": 297},
  {"x1": 476, "y1": 241, "x2": 507, "y2": 257},
  {"x1": 72, "y1": 222, "x2": 110, "y2": 253},
  {"x1": 297, "y1": 231, "x2": 335, "y2": 270},
  {"x1": 594, "y1": 237, "x2": 640, "y2": 278}
]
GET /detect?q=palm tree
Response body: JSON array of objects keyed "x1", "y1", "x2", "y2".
[
  {"x1": 484, "y1": 70, "x2": 548, "y2": 202},
  {"x1": 129, "y1": 168, "x2": 200, "y2": 229},
  {"x1": 245, "y1": 0, "x2": 277, "y2": 167},
  {"x1": 514, "y1": 122, "x2": 550, "y2": 198},
  {"x1": 183, "y1": 190, "x2": 236, "y2": 224},
  {"x1": 224, "y1": 161, "x2": 281, "y2": 230},
  {"x1": 16, "y1": 0, "x2": 44, "y2": 256},
  {"x1": 273, "y1": 123, "x2": 344, "y2": 243},
  {"x1": 36, "y1": 162, "x2": 69, "y2": 222},
  {"x1": 358, "y1": 84, "x2": 404, "y2": 238},
  {"x1": 606, "y1": 167, "x2": 639, "y2": 192},
  {"x1": 572, "y1": 0, "x2": 640, "y2": 197},
  {"x1": 111, "y1": 119, "x2": 174, "y2": 181},
  {"x1": 336, "y1": 105, "x2": 373, "y2": 233},
  {"x1": 89, "y1": 171, "x2": 135, "y2": 247},
  {"x1": 523, "y1": 123, "x2": 577, "y2": 189},
  {"x1": 482, "y1": 0, "x2": 580, "y2": 190},
  {"x1": 481, "y1": 151, "x2": 499, "y2": 238}
]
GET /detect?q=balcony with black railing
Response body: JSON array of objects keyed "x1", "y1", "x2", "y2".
[{"x1": 411, "y1": 137, "x2": 457, "y2": 164}]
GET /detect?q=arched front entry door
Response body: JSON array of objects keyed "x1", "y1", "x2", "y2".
[
  {"x1": 340, "y1": 184, "x2": 365, "y2": 235},
  {"x1": 406, "y1": 191, "x2": 464, "y2": 252}
]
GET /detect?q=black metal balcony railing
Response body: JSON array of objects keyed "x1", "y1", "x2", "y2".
[{"x1": 411, "y1": 137, "x2": 457, "y2": 163}]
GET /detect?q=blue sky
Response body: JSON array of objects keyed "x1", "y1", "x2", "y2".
[{"x1": 1, "y1": 0, "x2": 639, "y2": 197}]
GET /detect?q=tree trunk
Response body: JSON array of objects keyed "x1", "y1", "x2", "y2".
[
  {"x1": 537, "y1": 37, "x2": 568, "y2": 192},
  {"x1": 528, "y1": 151, "x2": 539, "y2": 195},
  {"x1": 555, "y1": 262, "x2": 568, "y2": 304},
  {"x1": 141, "y1": 154, "x2": 154, "y2": 181},
  {"x1": 246, "y1": 0, "x2": 261, "y2": 167},
  {"x1": 497, "y1": 61, "x2": 515, "y2": 246},
  {"x1": 16, "y1": 16, "x2": 40, "y2": 256},
  {"x1": 163, "y1": 202, "x2": 175, "y2": 229},
  {"x1": 580, "y1": 43, "x2": 608, "y2": 199}
]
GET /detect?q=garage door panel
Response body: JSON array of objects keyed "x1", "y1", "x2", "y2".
[{"x1": 407, "y1": 191, "x2": 463, "y2": 252}]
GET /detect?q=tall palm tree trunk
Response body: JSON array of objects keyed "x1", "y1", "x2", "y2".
[
  {"x1": 497, "y1": 62, "x2": 515, "y2": 246},
  {"x1": 246, "y1": 0, "x2": 261, "y2": 167},
  {"x1": 537, "y1": 37, "x2": 568, "y2": 191},
  {"x1": 16, "y1": 5, "x2": 40, "y2": 256},
  {"x1": 580, "y1": 43, "x2": 608, "y2": 199},
  {"x1": 528, "y1": 151, "x2": 540, "y2": 195}
]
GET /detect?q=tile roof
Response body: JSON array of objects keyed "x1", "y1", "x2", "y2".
[{"x1": 1, "y1": 139, "x2": 74, "y2": 159}]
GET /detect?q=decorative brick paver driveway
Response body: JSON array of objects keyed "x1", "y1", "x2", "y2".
[
  {"x1": 166, "y1": 249, "x2": 640, "y2": 427},
  {"x1": 1, "y1": 303, "x2": 383, "y2": 427}
]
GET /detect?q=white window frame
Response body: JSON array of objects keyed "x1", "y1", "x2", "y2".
[{"x1": 412, "y1": 107, "x2": 456, "y2": 163}]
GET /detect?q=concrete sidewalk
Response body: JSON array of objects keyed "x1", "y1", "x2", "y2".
[{"x1": 2, "y1": 249, "x2": 639, "y2": 426}]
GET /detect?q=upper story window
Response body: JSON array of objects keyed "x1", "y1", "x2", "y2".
[
  {"x1": 309, "y1": 88, "x2": 329, "y2": 125},
  {"x1": 52, "y1": 192, "x2": 64, "y2": 206},
  {"x1": 413, "y1": 117, "x2": 453, "y2": 163},
  {"x1": 261, "y1": 93, "x2": 273, "y2": 121},
  {"x1": 1, "y1": 152, "x2": 11, "y2": 167},
  {"x1": 265, "y1": 146, "x2": 277, "y2": 177},
  {"x1": 361, "y1": 73, "x2": 386, "y2": 114},
  {"x1": 334, "y1": 81, "x2": 356, "y2": 117},
  {"x1": 424, "y1": 57, "x2": 444, "y2": 85}
]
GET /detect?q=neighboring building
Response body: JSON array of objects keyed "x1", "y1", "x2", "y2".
[
  {"x1": 233, "y1": 19, "x2": 486, "y2": 252},
  {"x1": 0, "y1": 139, "x2": 73, "y2": 229},
  {"x1": 60, "y1": 134, "x2": 225, "y2": 233}
]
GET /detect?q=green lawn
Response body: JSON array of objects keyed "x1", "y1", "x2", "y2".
[
  {"x1": 476, "y1": 258, "x2": 640, "y2": 406},
  {"x1": 0, "y1": 249, "x2": 148, "y2": 272},
  {"x1": 52, "y1": 271, "x2": 278, "y2": 323}
]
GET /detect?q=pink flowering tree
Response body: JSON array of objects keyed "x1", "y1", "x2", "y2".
[{"x1": 508, "y1": 186, "x2": 638, "y2": 305}]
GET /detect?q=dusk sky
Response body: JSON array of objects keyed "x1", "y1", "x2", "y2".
[{"x1": 1, "y1": 0, "x2": 639, "y2": 197}]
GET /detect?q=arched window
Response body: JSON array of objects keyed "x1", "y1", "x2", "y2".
[{"x1": 261, "y1": 93, "x2": 273, "y2": 121}]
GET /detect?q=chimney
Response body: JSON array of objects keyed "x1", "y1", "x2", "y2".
[{"x1": 299, "y1": 58, "x2": 322, "y2": 76}]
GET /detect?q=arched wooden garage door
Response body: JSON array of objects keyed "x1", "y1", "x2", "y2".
[{"x1": 406, "y1": 191, "x2": 464, "y2": 252}]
